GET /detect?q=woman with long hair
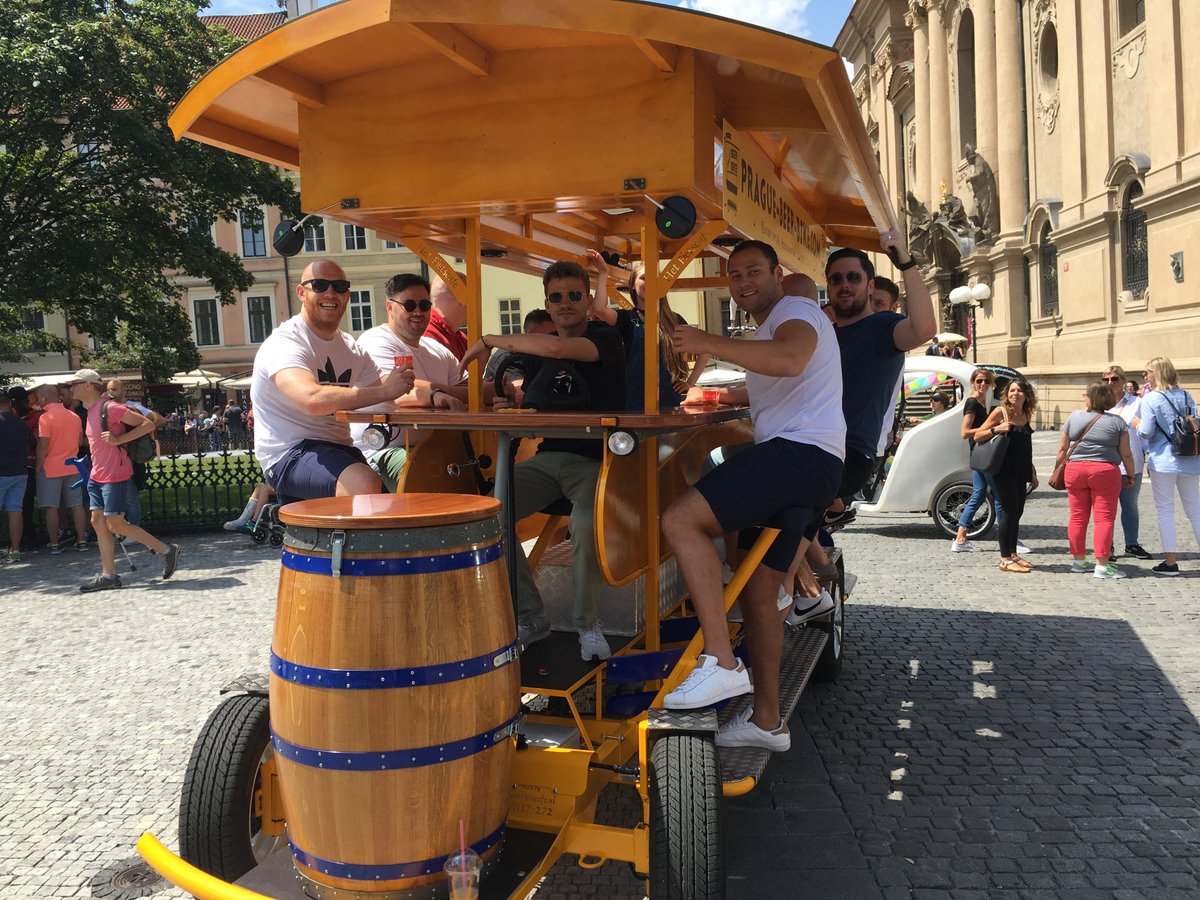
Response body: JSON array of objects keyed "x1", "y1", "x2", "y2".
[
  {"x1": 1101, "y1": 365, "x2": 1150, "y2": 560},
  {"x1": 1056, "y1": 382, "x2": 1136, "y2": 578},
  {"x1": 586, "y1": 252, "x2": 707, "y2": 412},
  {"x1": 973, "y1": 378, "x2": 1039, "y2": 572},
  {"x1": 951, "y1": 368, "x2": 1000, "y2": 551},
  {"x1": 1136, "y1": 356, "x2": 1200, "y2": 576}
]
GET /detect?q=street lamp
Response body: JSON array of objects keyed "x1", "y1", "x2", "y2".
[{"x1": 950, "y1": 283, "x2": 990, "y2": 363}]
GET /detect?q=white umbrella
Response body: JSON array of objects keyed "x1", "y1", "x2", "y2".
[
  {"x1": 935, "y1": 332, "x2": 967, "y2": 344},
  {"x1": 221, "y1": 375, "x2": 254, "y2": 390},
  {"x1": 169, "y1": 369, "x2": 225, "y2": 387}
]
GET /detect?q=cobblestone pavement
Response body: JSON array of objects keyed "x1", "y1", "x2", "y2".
[{"x1": 3, "y1": 433, "x2": 1199, "y2": 899}]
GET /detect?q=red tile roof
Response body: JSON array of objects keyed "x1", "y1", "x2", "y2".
[{"x1": 200, "y1": 12, "x2": 286, "y2": 42}]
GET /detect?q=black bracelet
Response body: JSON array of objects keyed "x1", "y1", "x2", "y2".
[
  {"x1": 430, "y1": 389, "x2": 443, "y2": 406},
  {"x1": 896, "y1": 256, "x2": 917, "y2": 271}
]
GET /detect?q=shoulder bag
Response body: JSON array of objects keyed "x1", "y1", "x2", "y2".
[
  {"x1": 1048, "y1": 413, "x2": 1103, "y2": 491},
  {"x1": 1156, "y1": 391, "x2": 1200, "y2": 457},
  {"x1": 969, "y1": 407, "x2": 1010, "y2": 475}
]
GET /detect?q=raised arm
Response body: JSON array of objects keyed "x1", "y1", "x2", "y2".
[
  {"x1": 883, "y1": 231, "x2": 938, "y2": 352},
  {"x1": 972, "y1": 406, "x2": 1007, "y2": 443},
  {"x1": 585, "y1": 249, "x2": 618, "y2": 327}
]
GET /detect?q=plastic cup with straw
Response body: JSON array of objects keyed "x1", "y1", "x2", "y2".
[{"x1": 444, "y1": 819, "x2": 481, "y2": 900}]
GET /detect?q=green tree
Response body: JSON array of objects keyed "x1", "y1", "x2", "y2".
[{"x1": 0, "y1": 0, "x2": 298, "y2": 376}]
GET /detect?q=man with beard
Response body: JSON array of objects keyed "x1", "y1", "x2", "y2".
[
  {"x1": 250, "y1": 259, "x2": 415, "y2": 503},
  {"x1": 350, "y1": 272, "x2": 468, "y2": 491},
  {"x1": 659, "y1": 240, "x2": 845, "y2": 752},
  {"x1": 459, "y1": 260, "x2": 625, "y2": 663}
]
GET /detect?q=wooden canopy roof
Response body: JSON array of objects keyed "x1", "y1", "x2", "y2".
[{"x1": 170, "y1": 0, "x2": 894, "y2": 277}]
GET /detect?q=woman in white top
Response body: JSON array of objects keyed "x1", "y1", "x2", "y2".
[
  {"x1": 1101, "y1": 365, "x2": 1150, "y2": 560},
  {"x1": 1136, "y1": 356, "x2": 1200, "y2": 576}
]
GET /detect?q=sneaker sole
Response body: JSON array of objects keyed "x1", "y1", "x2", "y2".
[
  {"x1": 664, "y1": 676, "x2": 752, "y2": 710},
  {"x1": 715, "y1": 730, "x2": 791, "y2": 752},
  {"x1": 1152, "y1": 570, "x2": 1180, "y2": 577}
]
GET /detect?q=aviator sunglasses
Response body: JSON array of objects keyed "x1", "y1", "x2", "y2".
[
  {"x1": 301, "y1": 278, "x2": 351, "y2": 294},
  {"x1": 827, "y1": 271, "x2": 866, "y2": 287},
  {"x1": 390, "y1": 298, "x2": 432, "y2": 312},
  {"x1": 547, "y1": 290, "x2": 586, "y2": 304}
]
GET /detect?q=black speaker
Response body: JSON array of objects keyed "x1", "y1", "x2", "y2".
[
  {"x1": 655, "y1": 195, "x2": 697, "y2": 240},
  {"x1": 272, "y1": 220, "x2": 305, "y2": 257}
]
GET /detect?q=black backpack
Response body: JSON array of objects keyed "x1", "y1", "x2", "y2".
[
  {"x1": 493, "y1": 354, "x2": 591, "y2": 412},
  {"x1": 101, "y1": 400, "x2": 157, "y2": 464},
  {"x1": 1157, "y1": 391, "x2": 1200, "y2": 457}
]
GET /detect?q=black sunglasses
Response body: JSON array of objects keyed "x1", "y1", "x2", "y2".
[
  {"x1": 390, "y1": 298, "x2": 432, "y2": 312},
  {"x1": 547, "y1": 290, "x2": 585, "y2": 304},
  {"x1": 973, "y1": 377, "x2": 992, "y2": 384},
  {"x1": 301, "y1": 278, "x2": 351, "y2": 294},
  {"x1": 1101, "y1": 376, "x2": 1122, "y2": 383},
  {"x1": 827, "y1": 271, "x2": 866, "y2": 287}
]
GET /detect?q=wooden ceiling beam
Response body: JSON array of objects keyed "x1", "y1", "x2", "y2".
[
  {"x1": 250, "y1": 65, "x2": 325, "y2": 109},
  {"x1": 408, "y1": 23, "x2": 491, "y2": 76},
  {"x1": 632, "y1": 37, "x2": 678, "y2": 73}
]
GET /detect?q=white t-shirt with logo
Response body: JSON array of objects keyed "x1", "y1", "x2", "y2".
[
  {"x1": 350, "y1": 325, "x2": 461, "y2": 452},
  {"x1": 744, "y1": 295, "x2": 846, "y2": 460},
  {"x1": 251, "y1": 315, "x2": 382, "y2": 472}
]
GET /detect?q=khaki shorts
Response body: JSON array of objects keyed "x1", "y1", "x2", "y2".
[{"x1": 37, "y1": 471, "x2": 83, "y2": 509}]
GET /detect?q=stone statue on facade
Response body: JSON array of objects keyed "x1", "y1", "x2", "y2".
[
  {"x1": 962, "y1": 144, "x2": 1000, "y2": 244},
  {"x1": 905, "y1": 190, "x2": 976, "y2": 272}
]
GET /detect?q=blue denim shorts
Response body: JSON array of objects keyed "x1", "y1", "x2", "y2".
[
  {"x1": 0, "y1": 474, "x2": 26, "y2": 512},
  {"x1": 87, "y1": 479, "x2": 133, "y2": 516}
]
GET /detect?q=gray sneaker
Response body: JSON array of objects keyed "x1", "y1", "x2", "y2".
[
  {"x1": 578, "y1": 624, "x2": 611, "y2": 661},
  {"x1": 80, "y1": 572, "x2": 122, "y2": 593},
  {"x1": 517, "y1": 614, "x2": 551, "y2": 648},
  {"x1": 161, "y1": 543, "x2": 181, "y2": 580}
]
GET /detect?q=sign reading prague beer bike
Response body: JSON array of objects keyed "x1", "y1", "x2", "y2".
[{"x1": 722, "y1": 121, "x2": 826, "y2": 276}]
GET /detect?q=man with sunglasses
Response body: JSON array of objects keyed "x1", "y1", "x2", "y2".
[
  {"x1": 351, "y1": 272, "x2": 469, "y2": 491},
  {"x1": 459, "y1": 260, "x2": 626, "y2": 662},
  {"x1": 250, "y1": 259, "x2": 416, "y2": 504}
]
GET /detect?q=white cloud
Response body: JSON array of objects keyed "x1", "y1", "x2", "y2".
[{"x1": 664, "y1": 0, "x2": 812, "y2": 38}]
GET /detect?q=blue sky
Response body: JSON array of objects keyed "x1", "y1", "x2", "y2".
[{"x1": 201, "y1": 0, "x2": 854, "y2": 46}]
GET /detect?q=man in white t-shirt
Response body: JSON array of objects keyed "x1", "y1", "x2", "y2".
[
  {"x1": 351, "y1": 272, "x2": 468, "y2": 490},
  {"x1": 659, "y1": 240, "x2": 846, "y2": 753},
  {"x1": 250, "y1": 259, "x2": 415, "y2": 503}
]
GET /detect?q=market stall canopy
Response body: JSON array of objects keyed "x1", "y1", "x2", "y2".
[
  {"x1": 220, "y1": 374, "x2": 254, "y2": 390},
  {"x1": 170, "y1": 0, "x2": 893, "y2": 277},
  {"x1": 169, "y1": 369, "x2": 226, "y2": 387}
]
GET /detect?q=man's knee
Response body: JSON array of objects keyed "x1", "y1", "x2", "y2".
[
  {"x1": 336, "y1": 463, "x2": 383, "y2": 496},
  {"x1": 664, "y1": 490, "x2": 717, "y2": 539}
]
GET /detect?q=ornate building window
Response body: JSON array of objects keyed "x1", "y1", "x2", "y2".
[
  {"x1": 957, "y1": 9, "x2": 977, "y2": 153},
  {"x1": 1039, "y1": 224, "x2": 1059, "y2": 317},
  {"x1": 1122, "y1": 181, "x2": 1148, "y2": 298},
  {"x1": 1118, "y1": 0, "x2": 1146, "y2": 36}
]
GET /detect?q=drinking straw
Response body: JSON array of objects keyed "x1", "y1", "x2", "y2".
[{"x1": 458, "y1": 818, "x2": 466, "y2": 875}]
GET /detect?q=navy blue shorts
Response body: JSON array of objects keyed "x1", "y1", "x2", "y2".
[
  {"x1": 266, "y1": 439, "x2": 369, "y2": 505},
  {"x1": 695, "y1": 437, "x2": 843, "y2": 571}
]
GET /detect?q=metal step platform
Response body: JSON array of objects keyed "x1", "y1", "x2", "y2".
[{"x1": 716, "y1": 625, "x2": 827, "y2": 790}]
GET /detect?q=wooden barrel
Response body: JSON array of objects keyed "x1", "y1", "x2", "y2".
[{"x1": 270, "y1": 494, "x2": 519, "y2": 898}]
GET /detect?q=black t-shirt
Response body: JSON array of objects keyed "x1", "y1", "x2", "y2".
[
  {"x1": 224, "y1": 405, "x2": 244, "y2": 430},
  {"x1": 962, "y1": 397, "x2": 988, "y2": 448},
  {"x1": 836, "y1": 312, "x2": 905, "y2": 457},
  {"x1": 0, "y1": 412, "x2": 31, "y2": 477},
  {"x1": 527, "y1": 321, "x2": 626, "y2": 460},
  {"x1": 614, "y1": 307, "x2": 687, "y2": 413}
]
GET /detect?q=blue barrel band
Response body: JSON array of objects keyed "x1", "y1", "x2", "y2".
[
  {"x1": 288, "y1": 823, "x2": 504, "y2": 882},
  {"x1": 281, "y1": 541, "x2": 503, "y2": 577},
  {"x1": 270, "y1": 641, "x2": 520, "y2": 689},
  {"x1": 270, "y1": 713, "x2": 521, "y2": 771}
]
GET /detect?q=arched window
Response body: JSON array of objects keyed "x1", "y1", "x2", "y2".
[
  {"x1": 1039, "y1": 224, "x2": 1059, "y2": 317},
  {"x1": 957, "y1": 10, "x2": 977, "y2": 152},
  {"x1": 1122, "y1": 181, "x2": 1148, "y2": 297}
]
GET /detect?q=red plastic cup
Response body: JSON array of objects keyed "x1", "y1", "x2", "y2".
[
  {"x1": 700, "y1": 388, "x2": 720, "y2": 405},
  {"x1": 393, "y1": 354, "x2": 414, "y2": 370}
]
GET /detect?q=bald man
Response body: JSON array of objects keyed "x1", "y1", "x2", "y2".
[
  {"x1": 249, "y1": 259, "x2": 415, "y2": 503},
  {"x1": 427, "y1": 272, "x2": 469, "y2": 360}
]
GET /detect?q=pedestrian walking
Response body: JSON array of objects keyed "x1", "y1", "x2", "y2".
[
  {"x1": 71, "y1": 369, "x2": 179, "y2": 593},
  {"x1": 1136, "y1": 356, "x2": 1200, "y2": 576},
  {"x1": 1101, "y1": 365, "x2": 1151, "y2": 560}
]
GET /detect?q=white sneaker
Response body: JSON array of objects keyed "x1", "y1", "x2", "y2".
[
  {"x1": 785, "y1": 589, "x2": 834, "y2": 626},
  {"x1": 517, "y1": 614, "x2": 551, "y2": 648},
  {"x1": 1069, "y1": 559, "x2": 1092, "y2": 574},
  {"x1": 663, "y1": 654, "x2": 752, "y2": 709},
  {"x1": 728, "y1": 585, "x2": 794, "y2": 622},
  {"x1": 716, "y1": 706, "x2": 791, "y2": 752},
  {"x1": 1094, "y1": 563, "x2": 1128, "y2": 580},
  {"x1": 1017, "y1": 543, "x2": 1032, "y2": 555},
  {"x1": 578, "y1": 624, "x2": 611, "y2": 661},
  {"x1": 950, "y1": 540, "x2": 976, "y2": 552}
]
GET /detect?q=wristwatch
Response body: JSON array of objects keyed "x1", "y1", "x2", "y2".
[
  {"x1": 429, "y1": 389, "x2": 443, "y2": 406},
  {"x1": 896, "y1": 255, "x2": 918, "y2": 271}
]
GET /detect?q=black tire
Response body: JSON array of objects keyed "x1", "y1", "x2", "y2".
[
  {"x1": 648, "y1": 733, "x2": 724, "y2": 900},
  {"x1": 268, "y1": 531, "x2": 283, "y2": 547},
  {"x1": 250, "y1": 528, "x2": 266, "y2": 544},
  {"x1": 813, "y1": 574, "x2": 845, "y2": 682},
  {"x1": 179, "y1": 693, "x2": 283, "y2": 881},
  {"x1": 932, "y1": 482, "x2": 994, "y2": 539}
]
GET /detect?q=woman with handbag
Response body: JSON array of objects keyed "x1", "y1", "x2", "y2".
[
  {"x1": 1136, "y1": 356, "x2": 1200, "y2": 576},
  {"x1": 973, "y1": 378, "x2": 1039, "y2": 573},
  {"x1": 1102, "y1": 365, "x2": 1151, "y2": 560},
  {"x1": 951, "y1": 368, "x2": 1002, "y2": 552},
  {"x1": 1055, "y1": 382, "x2": 1136, "y2": 579}
]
